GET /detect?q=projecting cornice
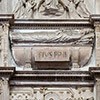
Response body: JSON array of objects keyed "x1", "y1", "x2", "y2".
[
  {"x1": 0, "y1": 67, "x2": 15, "y2": 79},
  {"x1": 11, "y1": 18, "x2": 93, "y2": 30},
  {"x1": 0, "y1": 14, "x2": 14, "y2": 24},
  {"x1": 89, "y1": 67, "x2": 100, "y2": 78},
  {"x1": 90, "y1": 14, "x2": 100, "y2": 21},
  {"x1": 0, "y1": 14, "x2": 100, "y2": 27},
  {"x1": 9, "y1": 70, "x2": 94, "y2": 87},
  {"x1": 90, "y1": 14, "x2": 100, "y2": 26}
]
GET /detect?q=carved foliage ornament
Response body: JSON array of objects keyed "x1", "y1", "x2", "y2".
[{"x1": 10, "y1": 87, "x2": 94, "y2": 100}]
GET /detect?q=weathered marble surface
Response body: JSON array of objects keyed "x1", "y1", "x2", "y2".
[
  {"x1": 10, "y1": 28, "x2": 95, "y2": 69},
  {"x1": 0, "y1": 0, "x2": 97, "y2": 17},
  {"x1": 10, "y1": 87, "x2": 94, "y2": 100},
  {"x1": 96, "y1": 0, "x2": 100, "y2": 14},
  {"x1": 13, "y1": 0, "x2": 91, "y2": 19},
  {"x1": 11, "y1": 29, "x2": 94, "y2": 44}
]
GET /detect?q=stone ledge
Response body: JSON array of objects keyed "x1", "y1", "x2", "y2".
[
  {"x1": 14, "y1": 70, "x2": 91, "y2": 77},
  {"x1": 11, "y1": 19, "x2": 93, "y2": 29},
  {"x1": 90, "y1": 14, "x2": 100, "y2": 21},
  {"x1": 0, "y1": 67, "x2": 15, "y2": 78},
  {"x1": 89, "y1": 67, "x2": 100, "y2": 77},
  {"x1": 10, "y1": 81, "x2": 94, "y2": 87},
  {"x1": 10, "y1": 70, "x2": 94, "y2": 87},
  {"x1": 0, "y1": 14, "x2": 14, "y2": 24},
  {"x1": 90, "y1": 14, "x2": 100, "y2": 26}
]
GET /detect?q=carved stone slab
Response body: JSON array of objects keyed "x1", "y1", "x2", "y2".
[
  {"x1": 10, "y1": 27, "x2": 95, "y2": 69},
  {"x1": 10, "y1": 87, "x2": 94, "y2": 100},
  {"x1": 12, "y1": 46, "x2": 92, "y2": 69},
  {"x1": 12, "y1": 0, "x2": 93, "y2": 19},
  {"x1": 32, "y1": 47, "x2": 70, "y2": 62}
]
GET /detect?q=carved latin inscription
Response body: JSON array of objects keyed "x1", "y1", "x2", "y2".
[{"x1": 33, "y1": 47, "x2": 70, "y2": 62}]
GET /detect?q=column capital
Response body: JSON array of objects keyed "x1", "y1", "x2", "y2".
[
  {"x1": 89, "y1": 67, "x2": 100, "y2": 80},
  {"x1": 90, "y1": 14, "x2": 100, "y2": 26},
  {"x1": 0, "y1": 14, "x2": 14, "y2": 25},
  {"x1": 0, "y1": 67, "x2": 15, "y2": 79}
]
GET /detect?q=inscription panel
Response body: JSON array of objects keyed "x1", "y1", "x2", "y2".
[{"x1": 33, "y1": 47, "x2": 70, "y2": 62}]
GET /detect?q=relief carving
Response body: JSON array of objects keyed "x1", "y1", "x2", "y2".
[
  {"x1": 0, "y1": 23, "x2": 9, "y2": 66},
  {"x1": 11, "y1": 28, "x2": 94, "y2": 45},
  {"x1": 10, "y1": 28, "x2": 95, "y2": 69},
  {"x1": 0, "y1": 79, "x2": 3, "y2": 95},
  {"x1": 10, "y1": 88, "x2": 34, "y2": 100},
  {"x1": 13, "y1": 0, "x2": 37, "y2": 19},
  {"x1": 10, "y1": 87, "x2": 94, "y2": 100},
  {"x1": 13, "y1": 0, "x2": 90, "y2": 19},
  {"x1": 0, "y1": 77, "x2": 9, "y2": 100}
]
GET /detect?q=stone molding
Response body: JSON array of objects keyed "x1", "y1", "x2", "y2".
[
  {"x1": 90, "y1": 14, "x2": 100, "y2": 22},
  {"x1": 0, "y1": 67, "x2": 15, "y2": 100},
  {"x1": 0, "y1": 14, "x2": 14, "y2": 24},
  {"x1": 10, "y1": 70, "x2": 94, "y2": 87},
  {"x1": 0, "y1": 67, "x2": 15, "y2": 79},
  {"x1": 11, "y1": 19, "x2": 93, "y2": 30},
  {"x1": 89, "y1": 67, "x2": 100, "y2": 78},
  {"x1": 90, "y1": 14, "x2": 100, "y2": 26},
  {"x1": 0, "y1": 14, "x2": 99, "y2": 27},
  {"x1": 0, "y1": 67, "x2": 94, "y2": 87}
]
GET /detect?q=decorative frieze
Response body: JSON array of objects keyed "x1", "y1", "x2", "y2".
[{"x1": 10, "y1": 87, "x2": 94, "y2": 100}]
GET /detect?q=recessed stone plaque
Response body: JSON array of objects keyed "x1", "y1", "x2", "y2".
[{"x1": 32, "y1": 47, "x2": 70, "y2": 62}]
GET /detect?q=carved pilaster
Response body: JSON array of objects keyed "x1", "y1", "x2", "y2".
[
  {"x1": 0, "y1": 14, "x2": 14, "y2": 67},
  {"x1": 0, "y1": 78, "x2": 9, "y2": 100},
  {"x1": 0, "y1": 67, "x2": 15, "y2": 100},
  {"x1": 90, "y1": 15, "x2": 100, "y2": 67},
  {"x1": 95, "y1": 26, "x2": 100, "y2": 67},
  {"x1": 95, "y1": 79, "x2": 100, "y2": 100},
  {"x1": 1, "y1": 23, "x2": 9, "y2": 66}
]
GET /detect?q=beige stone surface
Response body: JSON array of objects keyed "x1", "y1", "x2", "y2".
[
  {"x1": 0, "y1": 78, "x2": 10, "y2": 100},
  {"x1": 32, "y1": 47, "x2": 70, "y2": 62},
  {"x1": 12, "y1": 0, "x2": 91, "y2": 19},
  {"x1": 95, "y1": 26, "x2": 100, "y2": 67},
  {"x1": 96, "y1": 0, "x2": 100, "y2": 14},
  {"x1": 10, "y1": 87, "x2": 94, "y2": 100}
]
